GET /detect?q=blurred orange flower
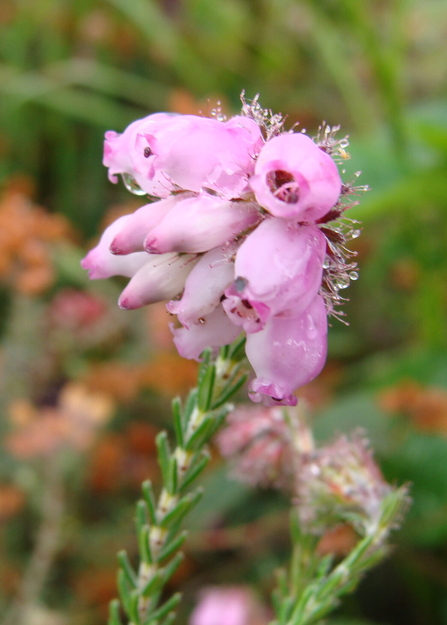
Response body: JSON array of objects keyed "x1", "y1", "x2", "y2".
[
  {"x1": 83, "y1": 353, "x2": 197, "y2": 402},
  {"x1": 0, "y1": 189, "x2": 74, "y2": 296},
  {"x1": 6, "y1": 383, "x2": 114, "y2": 459},
  {"x1": 379, "y1": 380, "x2": 447, "y2": 433},
  {"x1": 0, "y1": 484, "x2": 25, "y2": 521}
]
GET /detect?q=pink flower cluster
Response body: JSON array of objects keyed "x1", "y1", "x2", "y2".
[{"x1": 82, "y1": 97, "x2": 359, "y2": 405}]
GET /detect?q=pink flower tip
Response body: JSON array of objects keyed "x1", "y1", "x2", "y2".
[
  {"x1": 118, "y1": 296, "x2": 137, "y2": 310},
  {"x1": 144, "y1": 237, "x2": 162, "y2": 254},
  {"x1": 249, "y1": 379, "x2": 298, "y2": 406},
  {"x1": 80, "y1": 253, "x2": 100, "y2": 279},
  {"x1": 109, "y1": 239, "x2": 125, "y2": 255}
]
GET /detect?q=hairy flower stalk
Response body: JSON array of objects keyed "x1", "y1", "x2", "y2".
[{"x1": 81, "y1": 94, "x2": 407, "y2": 625}]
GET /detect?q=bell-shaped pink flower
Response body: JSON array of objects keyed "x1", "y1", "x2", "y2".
[
  {"x1": 171, "y1": 305, "x2": 241, "y2": 361},
  {"x1": 249, "y1": 133, "x2": 341, "y2": 220},
  {"x1": 245, "y1": 294, "x2": 328, "y2": 406},
  {"x1": 80, "y1": 215, "x2": 149, "y2": 279},
  {"x1": 167, "y1": 245, "x2": 235, "y2": 328},
  {"x1": 103, "y1": 112, "x2": 177, "y2": 197},
  {"x1": 118, "y1": 253, "x2": 197, "y2": 310},
  {"x1": 109, "y1": 194, "x2": 193, "y2": 255},
  {"x1": 144, "y1": 195, "x2": 260, "y2": 255},
  {"x1": 131, "y1": 115, "x2": 263, "y2": 199},
  {"x1": 223, "y1": 220, "x2": 326, "y2": 333}
]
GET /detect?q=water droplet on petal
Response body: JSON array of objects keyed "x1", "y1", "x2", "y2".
[
  {"x1": 122, "y1": 173, "x2": 147, "y2": 196},
  {"x1": 349, "y1": 271, "x2": 359, "y2": 280},
  {"x1": 306, "y1": 315, "x2": 318, "y2": 340},
  {"x1": 234, "y1": 277, "x2": 247, "y2": 293},
  {"x1": 334, "y1": 276, "x2": 350, "y2": 290},
  {"x1": 350, "y1": 229, "x2": 361, "y2": 239},
  {"x1": 198, "y1": 317, "x2": 206, "y2": 325}
]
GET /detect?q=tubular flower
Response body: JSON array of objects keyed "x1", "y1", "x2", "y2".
[{"x1": 82, "y1": 94, "x2": 365, "y2": 405}]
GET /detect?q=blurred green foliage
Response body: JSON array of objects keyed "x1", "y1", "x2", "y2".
[{"x1": 0, "y1": 0, "x2": 446, "y2": 624}]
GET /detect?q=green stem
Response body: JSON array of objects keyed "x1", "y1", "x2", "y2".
[
  {"x1": 271, "y1": 487, "x2": 409, "y2": 625},
  {"x1": 1, "y1": 459, "x2": 65, "y2": 625},
  {"x1": 110, "y1": 341, "x2": 247, "y2": 625}
]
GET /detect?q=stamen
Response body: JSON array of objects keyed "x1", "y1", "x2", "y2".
[{"x1": 266, "y1": 170, "x2": 299, "y2": 204}]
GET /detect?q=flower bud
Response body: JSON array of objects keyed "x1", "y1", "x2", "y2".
[
  {"x1": 80, "y1": 215, "x2": 149, "y2": 279},
  {"x1": 118, "y1": 253, "x2": 197, "y2": 310},
  {"x1": 167, "y1": 245, "x2": 235, "y2": 328},
  {"x1": 144, "y1": 195, "x2": 259, "y2": 255},
  {"x1": 297, "y1": 432, "x2": 394, "y2": 535}
]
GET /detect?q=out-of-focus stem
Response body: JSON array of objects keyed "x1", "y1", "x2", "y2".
[{"x1": 2, "y1": 459, "x2": 64, "y2": 625}]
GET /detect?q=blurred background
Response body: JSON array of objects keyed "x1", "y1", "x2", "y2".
[{"x1": 0, "y1": 0, "x2": 446, "y2": 624}]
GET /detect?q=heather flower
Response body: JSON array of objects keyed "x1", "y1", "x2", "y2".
[
  {"x1": 223, "y1": 219, "x2": 326, "y2": 333},
  {"x1": 82, "y1": 94, "x2": 362, "y2": 405},
  {"x1": 104, "y1": 112, "x2": 178, "y2": 197},
  {"x1": 249, "y1": 133, "x2": 341, "y2": 221},
  {"x1": 246, "y1": 295, "x2": 328, "y2": 406},
  {"x1": 132, "y1": 114, "x2": 263, "y2": 198},
  {"x1": 105, "y1": 113, "x2": 263, "y2": 199}
]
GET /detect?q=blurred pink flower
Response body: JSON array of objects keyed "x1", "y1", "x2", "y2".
[
  {"x1": 297, "y1": 432, "x2": 395, "y2": 535},
  {"x1": 190, "y1": 587, "x2": 268, "y2": 625},
  {"x1": 216, "y1": 405, "x2": 296, "y2": 489}
]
